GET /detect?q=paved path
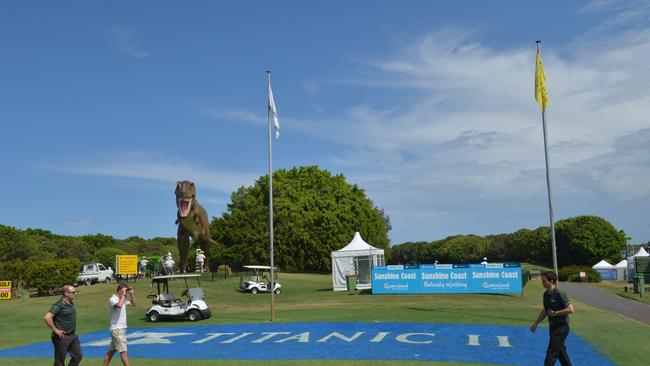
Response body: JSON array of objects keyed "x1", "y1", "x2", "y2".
[{"x1": 560, "y1": 282, "x2": 650, "y2": 326}]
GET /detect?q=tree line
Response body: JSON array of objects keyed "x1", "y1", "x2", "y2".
[
  {"x1": 389, "y1": 215, "x2": 628, "y2": 267},
  {"x1": 0, "y1": 225, "x2": 179, "y2": 293}
]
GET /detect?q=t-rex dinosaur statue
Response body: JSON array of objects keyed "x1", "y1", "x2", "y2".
[{"x1": 175, "y1": 180, "x2": 215, "y2": 273}]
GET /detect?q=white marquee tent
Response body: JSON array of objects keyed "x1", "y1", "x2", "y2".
[
  {"x1": 627, "y1": 247, "x2": 649, "y2": 281},
  {"x1": 331, "y1": 232, "x2": 385, "y2": 291},
  {"x1": 592, "y1": 259, "x2": 616, "y2": 280},
  {"x1": 614, "y1": 259, "x2": 628, "y2": 281}
]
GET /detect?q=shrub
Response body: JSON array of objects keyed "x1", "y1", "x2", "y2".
[
  {"x1": 24, "y1": 258, "x2": 80, "y2": 294},
  {"x1": 558, "y1": 265, "x2": 601, "y2": 283}
]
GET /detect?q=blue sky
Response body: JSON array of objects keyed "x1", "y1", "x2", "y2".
[{"x1": 1, "y1": 1, "x2": 649, "y2": 246}]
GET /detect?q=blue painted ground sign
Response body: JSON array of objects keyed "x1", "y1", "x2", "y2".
[
  {"x1": 372, "y1": 263, "x2": 523, "y2": 294},
  {"x1": 0, "y1": 322, "x2": 613, "y2": 365}
]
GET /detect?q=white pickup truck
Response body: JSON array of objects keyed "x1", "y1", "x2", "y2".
[{"x1": 77, "y1": 263, "x2": 114, "y2": 285}]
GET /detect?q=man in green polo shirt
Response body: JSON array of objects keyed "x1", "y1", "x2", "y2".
[
  {"x1": 43, "y1": 284, "x2": 83, "y2": 366},
  {"x1": 530, "y1": 271, "x2": 574, "y2": 366}
]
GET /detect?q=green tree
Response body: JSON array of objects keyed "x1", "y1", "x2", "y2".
[
  {"x1": 436, "y1": 235, "x2": 489, "y2": 263},
  {"x1": 486, "y1": 234, "x2": 510, "y2": 261},
  {"x1": 389, "y1": 241, "x2": 437, "y2": 264},
  {"x1": 0, "y1": 260, "x2": 25, "y2": 290},
  {"x1": 80, "y1": 233, "x2": 116, "y2": 254},
  {"x1": 23, "y1": 228, "x2": 60, "y2": 240},
  {"x1": 0, "y1": 225, "x2": 37, "y2": 262},
  {"x1": 211, "y1": 166, "x2": 391, "y2": 272},
  {"x1": 555, "y1": 215, "x2": 626, "y2": 266},
  {"x1": 38, "y1": 237, "x2": 91, "y2": 262},
  {"x1": 136, "y1": 237, "x2": 177, "y2": 256},
  {"x1": 93, "y1": 247, "x2": 125, "y2": 269}
]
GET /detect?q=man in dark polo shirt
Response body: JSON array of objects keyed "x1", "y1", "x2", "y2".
[
  {"x1": 530, "y1": 271, "x2": 574, "y2": 366},
  {"x1": 43, "y1": 284, "x2": 83, "y2": 366}
]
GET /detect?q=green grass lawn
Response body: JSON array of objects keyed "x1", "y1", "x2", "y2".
[{"x1": 1, "y1": 272, "x2": 648, "y2": 365}]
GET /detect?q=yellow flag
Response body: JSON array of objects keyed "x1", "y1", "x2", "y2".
[{"x1": 535, "y1": 49, "x2": 550, "y2": 110}]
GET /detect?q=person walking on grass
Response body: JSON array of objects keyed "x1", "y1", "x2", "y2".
[
  {"x1": 530, "y1": 271, "x2": 574, "y2": 366},
  {"x1": 43, "y1": 284, "x2": 83, "y2": 366},
  {"x1": 103, "y1": 284, "x2": 136, "y2": 366}
]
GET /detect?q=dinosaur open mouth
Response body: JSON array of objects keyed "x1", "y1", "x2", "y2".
[{"x1": 178, "y1": 199, "x2": 192, "y2": 217}]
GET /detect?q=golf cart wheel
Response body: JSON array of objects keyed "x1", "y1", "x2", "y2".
[
  {"x1": 84, "y1": 279, "x2": 91, "y2": 286},
  {"x1": 147, "y1": 311, "x2": 160, "y2": 322},
  {"x1": 274, "y1": 288, "x2": 281, "y2": 294},
  {"x1": 187, "y1": 309, "x2": 200, "y2": 322},
  {"x1": 250, "y1": 287, "x2": 258, "y2": 294},
  {"x1": 104, "y1": 277, "x2": 111, "y2": 283}
]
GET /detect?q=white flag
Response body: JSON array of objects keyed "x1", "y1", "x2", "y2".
[{"x1": 268, "y1": 83, "x2": 280, "y2": 139}]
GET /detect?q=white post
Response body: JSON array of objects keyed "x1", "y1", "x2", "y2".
[{"x1": 267, "y1": 70, "x2": 276, "y2": 321}]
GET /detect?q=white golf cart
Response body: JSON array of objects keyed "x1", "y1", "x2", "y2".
[
  {"x1": 145, "y1": 274, "x2": 211, "y2": 322},
  {"x1": 239, "y1": 265, "x2": 282, "y2": 294}
]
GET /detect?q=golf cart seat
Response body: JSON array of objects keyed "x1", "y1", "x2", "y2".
[{"x1": 157, "y1": 293, "x2": 184, "y2": 307}]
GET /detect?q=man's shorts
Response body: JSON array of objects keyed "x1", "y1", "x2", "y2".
[{"x1": 109, "y1": 328, "x2": 128, "y2": 352}]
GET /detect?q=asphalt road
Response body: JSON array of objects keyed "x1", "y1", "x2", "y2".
[{"x1": 559, "y1": 282, "x2": 650, "y2": 326}]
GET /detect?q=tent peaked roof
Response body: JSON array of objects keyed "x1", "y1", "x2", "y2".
[
  {"x1": 634, "y1": 247, "x2": 649, "y2": 257},
  {"x1": 614, "y1": 259, "x2": 627, "y2": 268},
  {"x1": 592, "y1": 259, "x2": 614, "y2": 269},
  {"x1": 337, "y1": 232, "x2": 378, "y2": 252}
]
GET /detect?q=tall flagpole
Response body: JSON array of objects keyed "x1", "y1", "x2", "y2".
[
  {"x1": 267, "y1": 70, "x2": 276, "y2": 321},
  {"x1": 536, "y1": 41, "x2": 559, "y2": 275}
]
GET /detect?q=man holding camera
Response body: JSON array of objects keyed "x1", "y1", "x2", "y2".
[{"x1": 103, "y1": 283, "x2": 136, "y2": 366}]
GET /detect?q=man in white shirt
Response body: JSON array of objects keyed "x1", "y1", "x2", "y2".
[
  {"x1": 197, "y1": 250, "x2": 206, "y2": 272},
  {"x1": 139, "y1": 257, "x2": 149, "y2": 278},
  {"x1": 102, "y1": 283, "x2": 136, "y2": 366},
  {"x1": 165, "y1": 257, "x2": 175, "y2": 275}
]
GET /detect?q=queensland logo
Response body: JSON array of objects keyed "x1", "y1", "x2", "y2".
[
  {"x1": 383, "y1": 283, "x2": 409, "y2": 290},
  {"x1": 482, "y1": 282, "x2": 511, "y2": 290}
]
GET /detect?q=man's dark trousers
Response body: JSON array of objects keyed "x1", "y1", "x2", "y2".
[
  {"x1": 51, "y1": 333, "x2": 82, "y2": 366},
  {"x1": 545, "y1": 323, "x2": 572, "y2": 366}
]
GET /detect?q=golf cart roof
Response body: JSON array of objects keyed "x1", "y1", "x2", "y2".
[
  {"x1": 151, "y1": 274, "x2": 202, "y2": 280},
  {"x1": 243, "y1": 265, "x2": 276, "y2": 270}
]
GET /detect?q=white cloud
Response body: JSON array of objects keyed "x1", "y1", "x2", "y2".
[
  {"x1": 282, "y1": 17, "x2": 650, "y2": 242},
  {"x1": 107, "y1": 25, "x2": 150, "y2": 58},
  {"x1": 50, "y1": 153, "x2": 258, "y2": 194},
  {"x1": 194, "y1": 105, "x2": 265, "y2": 126},
  {"x1": 300, "y1": 23, "x2": 650, "y2": 195}
]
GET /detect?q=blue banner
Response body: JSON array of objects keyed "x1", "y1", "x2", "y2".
[{"x1": 372, "y1": 264, "x2": 522, "y2": 294}]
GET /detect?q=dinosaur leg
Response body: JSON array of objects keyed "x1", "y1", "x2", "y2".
[
  {"x1": 197, "y1": 205, "x2": 212, "y2": 272},
  {"x1": 199, "y1": 240, "x2": 211, "y2": 272},
  {"x1": 177, "y1": 226, "x2": 190, "y2": 273}
]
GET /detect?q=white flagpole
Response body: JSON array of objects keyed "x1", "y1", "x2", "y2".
[
  {"x1": 536, "y1": 41, "x2": 559, "y2": 275},
  {"x1": 267, "y1": 70, "x2": 276, "y2": 321}
]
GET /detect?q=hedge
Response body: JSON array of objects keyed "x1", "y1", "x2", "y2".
[
  {"x1": 23, "y1": 258, "x2": 80, "y2": 294},
  {"x1": 558, "y1": 265, "x2": 601, "y2": 283}
]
